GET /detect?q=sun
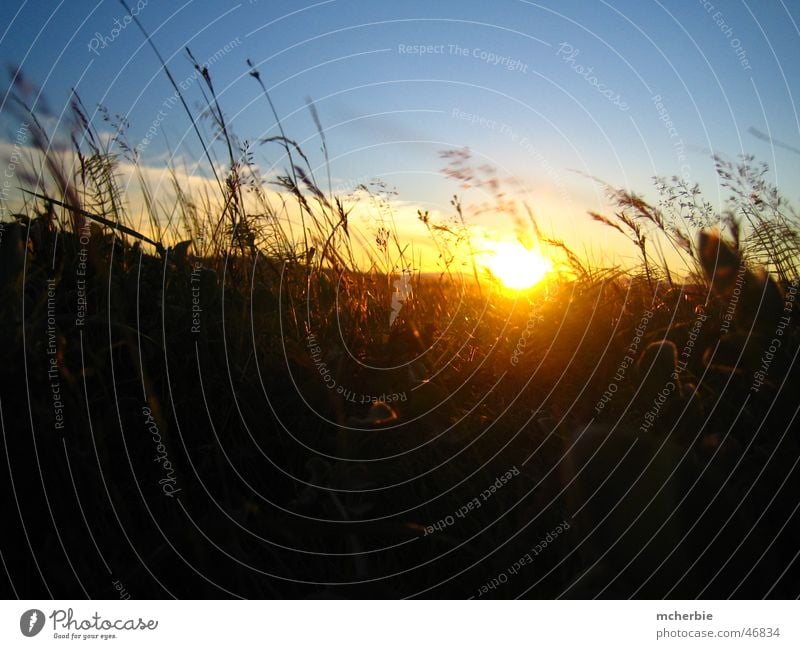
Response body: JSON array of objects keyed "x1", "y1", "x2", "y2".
[{"x1": 477, "y1": 241, "x2": 553, "y2": 290}]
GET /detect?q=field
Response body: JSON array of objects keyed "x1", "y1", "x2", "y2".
[{"x1": 1, "y1": 56, "x2": 800, "y2": 600}]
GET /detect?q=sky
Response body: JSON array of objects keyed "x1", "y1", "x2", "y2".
[{"x1": 1, "y1": 0, "x2": 799, "y2": 270}]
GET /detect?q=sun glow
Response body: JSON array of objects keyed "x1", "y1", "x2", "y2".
[{"x1": 477, "y1": 241, "x2": 553, "y2": 291}]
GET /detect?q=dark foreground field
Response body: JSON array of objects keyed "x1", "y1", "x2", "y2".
[{"x1": 1, "y1": 211, "x2": 799, "y2": 598}]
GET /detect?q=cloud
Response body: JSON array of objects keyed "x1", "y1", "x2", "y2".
[{"x1": 0, "y1": 135, "x2": 452, "y2": 268}]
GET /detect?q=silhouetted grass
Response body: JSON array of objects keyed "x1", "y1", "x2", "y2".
[{"x1": 1, "y1": 49, "x2": 799, "y2": 599}]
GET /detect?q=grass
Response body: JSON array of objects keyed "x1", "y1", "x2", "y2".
[{"x1": 1, "y1": 48, "x2": 799, "y2": 599}]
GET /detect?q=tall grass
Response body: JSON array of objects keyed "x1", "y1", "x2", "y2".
[{"x1": 2, "y1": 29, "x2": 799, "y2": 598}]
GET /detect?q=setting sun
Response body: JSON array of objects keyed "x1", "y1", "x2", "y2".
[{"x1": 477, "y1": 241, "x2": 553, "y2": 290}]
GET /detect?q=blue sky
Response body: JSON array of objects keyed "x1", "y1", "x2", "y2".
[{"x1": 1, "y1": 0, "x2": 799, "y2": 264}]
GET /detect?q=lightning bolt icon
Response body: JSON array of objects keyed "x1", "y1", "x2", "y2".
[{"x1": 28, "y1": 611, "x2": 38, "y2": 632}]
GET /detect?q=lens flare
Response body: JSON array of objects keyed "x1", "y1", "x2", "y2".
[{"x1": 477, "y1": 241, "x2": 553, "y2": 290}]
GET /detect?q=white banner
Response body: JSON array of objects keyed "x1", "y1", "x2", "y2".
[{"x1": 0, "y1": 600, "x2": 797, "y2": 648}]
